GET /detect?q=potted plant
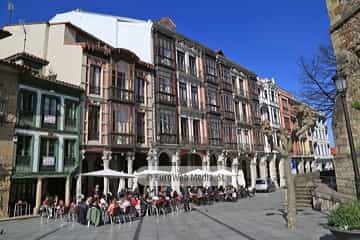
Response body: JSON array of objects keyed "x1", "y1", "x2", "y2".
[{"x1": 328, "y1": 201, "x2": 360, "y2": 239}]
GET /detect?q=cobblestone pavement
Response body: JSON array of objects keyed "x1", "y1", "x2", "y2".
[{"x1": 0, "y1": 191, "x2": 335, "y2": 240}]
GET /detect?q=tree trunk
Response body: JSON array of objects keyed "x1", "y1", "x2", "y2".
[{"x1": 284, "y1": 155, "x2": 296, "y2": 230}]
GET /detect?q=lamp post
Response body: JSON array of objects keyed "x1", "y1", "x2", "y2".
[{"x1": 333, "y1": 73, "x2": 360, "y2": 199}]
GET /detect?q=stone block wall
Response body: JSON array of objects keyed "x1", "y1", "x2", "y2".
[{"x1": 326, "y1": 0, "x2": 360, "y2": 197}]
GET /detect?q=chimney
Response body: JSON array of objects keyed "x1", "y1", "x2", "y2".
[{"x1": 158, "y1": 17, "x2": 176, "y2": 31}]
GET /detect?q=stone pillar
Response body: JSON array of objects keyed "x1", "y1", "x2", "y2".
[
  {"x1": 305, "y1": 160, "x2": 311, "y2": 173},
  {"x1": 232, "y1": 158, "x2": 239, "y2": 188},
  {"x1": 58, "y1": 136, "x2": 64, "y2": 173},
  {"x1": 65, "y1": 176, "x2": 71, "y2": 207},
  {"x1": 76, "y1": 150, "x2": 85, "y2": 200},
  {"x1": 259, "y1": 156, "x2": 267, "y2": 178},
  {"x1": 279, "y1": 158, "x2": 286, "y2": 187},
  {"x1": 32, "y1": 135, "x2": 40, "y2": 173},
  {"x1": 217, "y1": 152, "x2": 225, "y2": 187},
  {"x1": 298, "y1": 159, "x2": 304, "y2": 175},
  {"x1": 127, "y1": 152, "x2": 135, "y2": 189},
  {"x1": 250, "y1": 156, "x2": 257, "y2": 190},
  {"x1": 34, "y1": 177, "x2": 42, "y2": 215},
  {"x1": 171, "y1": 151, "x2": 180, "y2": 192},
  {"x1": 269, "y1": 155, "x2": 278, "y2": 187},
  {"x1": 102, "y1": 151, "x2": 112, "y2": 195},
  {"x1": 203, "y1": 151, "x2": 210, "y2": 187}
]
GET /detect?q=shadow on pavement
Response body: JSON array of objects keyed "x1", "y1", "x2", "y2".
[
  {"x1": 319, "y1": 234, "x2": 335, "y2": 240},
  {"x1": 195, "y1": 209, "x2": 257, "y2": 240}
]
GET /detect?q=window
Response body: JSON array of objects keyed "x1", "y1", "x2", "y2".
[
  {"x1": 65, "y1": 100, "x2": 77, "y2": 129},
  {"x1": 157, "y1": 36, "x2": 174, "y2": 67},
  {"x1": 64, "y1": 139, "x2": 76, "y2": 167},
  {"x1": 89, "y1": 65, "x2": 101, "y2": 95},
  {"x1": 0, "y1": 94, "x2": 8, "y2": 125},
  {"x1": 88, "y1": 105, "x2": 100, "y2": 141},
  {"x1": 42, "y1": 96, "x2": 58, "y2": 128},
  {"x1": 221, "y1": 66, "x2": 231, "y2": 82},
  {"x1": 181, "y1": 117, "x2": 188, "y2": 143},
  {"x1": 136, "y1": 113, "x2": 145, "y2": 144},
  {"x1": 209, "y1": 119, "x2": 221, "y2": 144},
  {"x1": 117, "y1": 110, "x2": 129, "y2": 133},
  {"x1": 177, "y1": 51, "x2": 185, "y2": 71},
  {"x1": 113, "y1": 72, "x2": 126, "y2": 89},
  {"x1": 159, "y1": 69, "x2": 172, "y2": 94},
  {"x1": 205, "y1": 56, "x2": 217, "y2": 83},
  {"x1": 264, "y1": 90, "x2": 268, "y2": 99},
  {"x1": 273, "y1": 109, "x2": 278, "y2": 124},
  {"x1": 179, "y1": 82, "x2": 187, "y2": 106},
  {"x1": 40, "y1": 138, "x2": 57, "y2": 171},
  {"x1": 191, "y1": 85, "x2": 198, "y2": 108},
  {"x1": 222, "y1": 95, "x2": 233, "y2": 112},
  {"x1": 284, "y1": 117, "x2": 291, "y2": 130},
  {"x1": 19, "y1": 90, "x2": 36, "y2": 115},
  {"x1": 282, "y1": 98, "x2": 288, "y2": 111},
  {"x1": 189, "y1": 55, "x2": 197, "y2": 76},
  {"x1": 242, "y1": 103, "x2": 247, "y2": 121},
  {"x1": 159, "y1": 110, "x2": 176, "y2": 135},
  {"x1": 208, "y1": 89, "x2": 218, "y2": 107},
  {"x1": 16, "y1": 135, "x2": 32, "y2": 168},
  {"x1": 193, "y1": 119, "x2": 200, "y2": 144},
  {"x1": 136, "y1": 78, "x2": 145, "y2": 103},
  {"x1": 271, "y1": 91, "x2": 275, "y2": 102}
]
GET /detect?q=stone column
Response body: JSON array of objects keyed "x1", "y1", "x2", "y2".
[
  {"x1": 259, "y1": 156, "x2": 267, "y2": 178},
  {"x1": 171, "y1": 151, "x2": 180, "y2": 192},
  {"x1": 298, "y1": 159, "x2": 304, "y2": 175},
  {"x1": 76, "y1": 150, "x2": 85, "y2": 200},
  {"x1": 102, "y1": 151, "x2": 112, "y2": 195},
  {"x1": 202, "y1": 151, "x2": 210, "y2": 187},
  {"x1": 305, "y1": 160, "x2": 311, "y2": 173},
  {"x1": 127, "y1": 152, "x2": 135, "y2": 189},
  {"x1": 217, "y1": 152, "x2": 225, "y2": 187},
  {"x1": 250, "y1": 156, "x2": 257, "y2": 190},
  {"x1": 232, "y1": 158, "x2": 239, "y2": 188},
  {"x1": 34, "y1": 177, "x2": 42, "y2": 215},
  {"x1": 146, "y1": 151, "x2": 154, "y2": 192},
  {"x1": 65, "y1": 176, "x2": 71, "y2": 207},
  {"x1": 269, "y1": 155, "x2": 278, "y2": 187},
  {"x1": 153, "y1": 150, "x2": 159, "y2": 195},
  {"x1": 279, "y1": 158, "x2": 286, "y2": 187}
]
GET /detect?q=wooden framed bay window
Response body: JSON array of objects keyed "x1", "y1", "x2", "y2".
[{"x1": 39, "y1": 137, "x2": 57, "y2": 172}]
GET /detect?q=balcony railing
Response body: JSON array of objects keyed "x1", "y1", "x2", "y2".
[
  {"x1": 18, "y1": 111, "x2": 35, "y2": 127},
  {"x1": 193, "y1": 136, "x2": 201, "y2": 145},
  {"x1": 136, "y1": 95, "x2": 144, "y2": 104},
  {"x1": 180, "y1": 98, "x2": 187, "y2": 107},
  {"x1": 65, "y1": 118, "x2": 77, "y2": 131},
  {"x1": 207, "y1": 104, "x2": 221, "y2": 114},
  {"x1": 136, "y1": 135, "x2": 145, "y2": 144},
  {"x1": 89, "y1": 86, "x2": 101, "y2": 95},
  {"x1": 253, "y1": 144, "x2": 264, "y2": 152},
  {"x1": 64, "y1": 157, "x2": 76, "y2": 167},
  {"x1": 159, "y1": 133, "x2": 177, "y2": 144},
  {"x1": 15, "y1": 155, "x2": 31, "y2": 172},
  {"x1": 205, "y1": 74, "x2": 218, "y2": 84},
  {"x1": 111, "y1": 133, "x2": 135, "y2": 146},
  {"x1": 110, "y1": 87, "x2": 135, "y2": 103},
  {"x1": 221, "y1": 81, "x2": 233, "y2": 92},
  {"x1": 223, "y1": 111, "x2": 235, "y2": 120},
  {"x1": 209, "y1": 137, "x2": 222, "y2": 146},
  {"x1": 180, "y1": 136, "x2": 189, "y2": 144},
  {"x1": 158, "y1": 92, "x2": 177, "y2": 106}
]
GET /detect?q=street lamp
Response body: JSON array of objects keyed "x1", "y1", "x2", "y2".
[{"x1": 333, "y1": 73, "x2": 360, "y2": 200}]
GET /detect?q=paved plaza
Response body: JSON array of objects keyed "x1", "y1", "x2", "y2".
[{"x1": 0, "y1": 191, "x2": 334, "y2": 240}]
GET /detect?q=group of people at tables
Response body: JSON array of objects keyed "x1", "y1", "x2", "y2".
[{"x1": 40, "y1": 184, "x2": 253, "y2": 227}]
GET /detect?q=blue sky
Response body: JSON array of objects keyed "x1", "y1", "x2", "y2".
[{"x1": 0, "y1": 0, "x2": 334, "y2": 144}]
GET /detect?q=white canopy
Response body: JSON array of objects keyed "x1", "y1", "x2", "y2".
[
  {"x1": 82, "y1": 169, "x2": 135, "y2": 178},
  {"x1": 182, "y1": 169, "x2": 211, "y2": 176},
  {"x1": 211, "y1": 169, "x2": 235, "y2": 176},
  {"x1": 135, "y1": 169, "x2": 171, "y2": 177}
]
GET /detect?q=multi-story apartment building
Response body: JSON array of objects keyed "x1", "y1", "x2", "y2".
[
  {"x1": 0, "y1": 59, "x2": 18, "y2": 217},
  {"x1": 257, "y1": 77, "x2": 282, "y2": 187},
  {"x1": 40, "y1": 10, "x2": 258, "y2": 189},
  {"x1": 312, "y1": 115, "x2": 334, "y2": 172},
  {"x1": 0, "y1": 52, "x2": 83, "y2": 216}
]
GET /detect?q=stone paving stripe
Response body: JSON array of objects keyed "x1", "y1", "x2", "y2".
[
  {"x1": 132, "y1": 216, "x2": 144, "y2": 240},
  {"x1": 195, "y1": 209, "x2": 257, "y2": 240},
  {"x1": 33, "y1": 223, "x2": 70, "y2": 240}
]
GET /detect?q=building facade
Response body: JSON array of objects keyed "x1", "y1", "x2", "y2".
[{"x1": 326, "y1": 0, "x2": 360, "y2": 196}]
